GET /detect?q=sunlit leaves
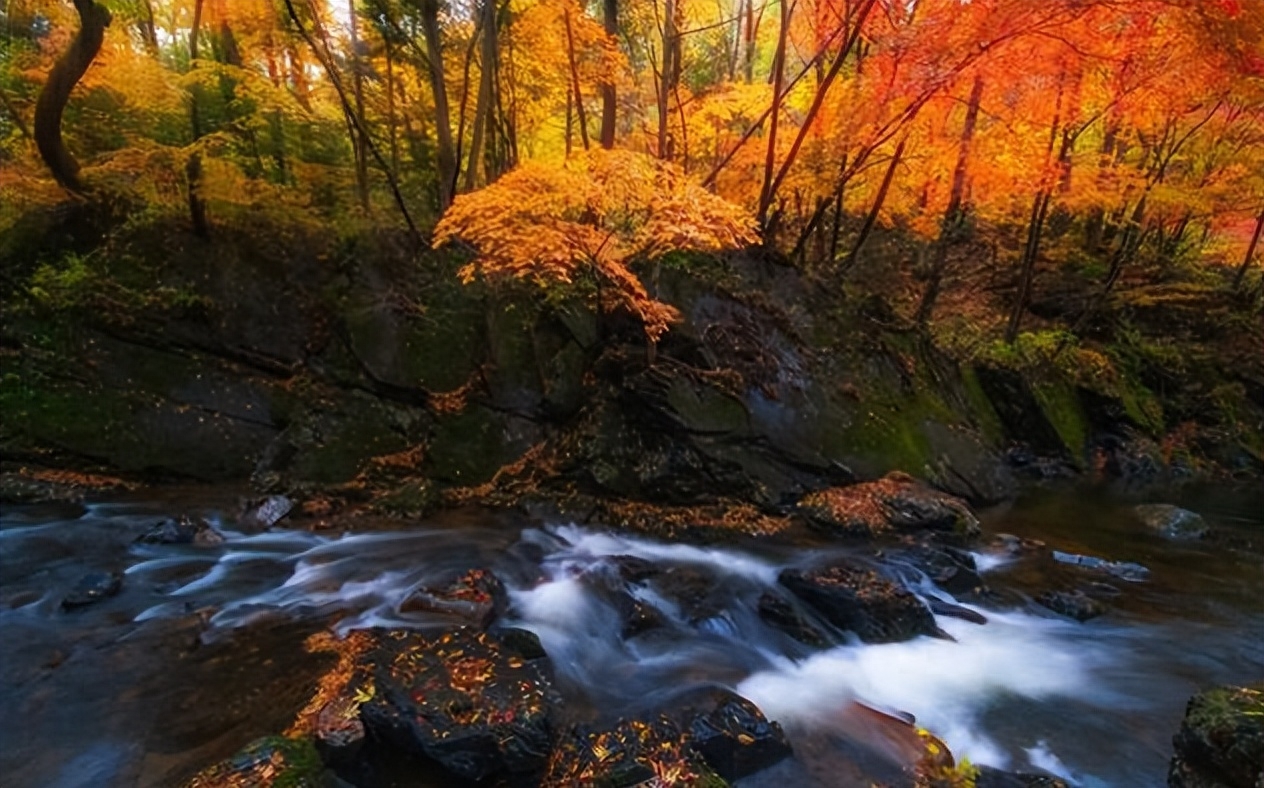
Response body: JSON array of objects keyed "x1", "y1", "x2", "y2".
[{"x1": 434, "y1": 148, "x2": 756, "y2": 339}]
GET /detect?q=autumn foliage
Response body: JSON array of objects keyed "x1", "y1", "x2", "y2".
[{"x1": 433, "y1": 149, "x2": 756, "y2": 339}]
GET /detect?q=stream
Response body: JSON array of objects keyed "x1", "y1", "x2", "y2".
[{"x1": 1, "y1": 484, "x2": 1261, "y2": 787}]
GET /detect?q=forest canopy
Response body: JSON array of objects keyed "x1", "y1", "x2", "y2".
[{"x1": 2, "y1": 0, "x2": 1262, "y2": 335}]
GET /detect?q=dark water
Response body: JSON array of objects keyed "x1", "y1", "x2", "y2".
[{"x1": 1, "y1": 483, "x2": 1260, "y2": 787}]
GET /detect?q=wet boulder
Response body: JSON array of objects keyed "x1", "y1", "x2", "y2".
[
  {"x1": 137, "y1": 516, "x2": 225, "y2": 546},
  {"x1": 355, "y1": 627, "x2": 559, "y2": 782},
  {"x1": 896, "y1": 544, "x2": 985, "y2": 596},
  {"x1": 678, "y1": 688, "x2": 793, "y2": 781},
  {"x1": 797, "y1": 472, "x2": 980, "y2": 539},
  {"x1": 779, "y1": 562, "x2": 939, "y2": 643},
  {"x1": 1169, "y1": 684, "x2": 1264, "y2": 788},
  {"x1": 313, "y1": 696, "x2": 365, "y2": 765},
  {"x1": 1036, "y1": 590, "x2": 1105, "y2": 622},
  {"x1": 182, "y1": 735, "x2": 330, "y2": 788},
  {"x1": 543, "y1": 716, "x2": 726, "y2": 788},
  {"x1": 757, "y1": 591, "x2": 831, "y2": 647},
  {"x1": 398, "y1": 568, "x2": 507, "y2": 627},
  {"x1": 1051, "y1": 550, "x2": 1149, "y2": 582},
  {"x1": 1136, "y1": 504, "x2": 1209, "y2": 541},
  {"x1": 61, "y1": 570, "x2": 123, "y2": 609},
  {"x1": 975, "y1": 765, "x2": 1069, "y2": 787},
  {"x1": 239, "y1": 495, "x2": 294, "y2": 530}
]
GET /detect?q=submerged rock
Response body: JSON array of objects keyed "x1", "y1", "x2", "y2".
[
  {"x1": 352, "y1": 627, "x2": 559, "y2": 782},
  {"x1": 1169, "y1": 684, "x2": 1264, "y2": 788},
  {"x1": 779, "y1": 562, "x2": 939, "y2": 643},
  {"x1": 183, "y1": 735, "x2": 330, "y2": 788},
  {"x1": 136, "y1": 516, "x2": 225, "y2": 546},
  {"x1": 1136, "y1": 504, "x2": 1209, "y2": 540},
  {"x1": 896, "y1": 543, "x2": 985, "y2": 595},
  {"x1": 1036, "y1": 590, "x2": 1105, "y2": 622},
  {"x1": 1051, "y1": 550, "x2": 1149, "y2": 582},
  {"x1": 61, "y1": 571, "x2": 123, "y2": 609},
  {"x1": 797, "y1": 472, "x2": 980, "y2": 539}
]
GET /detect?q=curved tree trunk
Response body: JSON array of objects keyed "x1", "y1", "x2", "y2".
[{"x1": 33, "y1": 0, "x2": 111, "y2": 192}]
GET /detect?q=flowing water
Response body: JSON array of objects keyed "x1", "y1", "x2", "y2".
[{"x1": 1, "y1": 484, "x2": 1261, "y2": 787}]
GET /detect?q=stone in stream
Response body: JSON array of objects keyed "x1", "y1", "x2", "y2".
[
  {"x1": 797, "y1": 472, "x2": 981, "y2": 539},
  {"x1": 1135, "y1": 504, "x2": 1209, "y2": 541},
  {"x1": 1036, "y1": 589, "x2": 1105, "y2": 622},
  {"x1": 756, "y1": 591, "x2": 831, "y2": 647},
  {"x1": 975, "y1": 765, "x2": 1069, "y2": 787},
  {"x1": 676, "y1": 688, "x2": 793, "y2": 782},
  {"x1": 398, "y1": 567, "x2": 507, "y2": 627},
  {"x1": 895, "y1": 543, "x2": 986, "y2": 596},
  {"x1": 239, "y1": 495, "x2": 294, "y2": 530},
  {"x1": 348, "y1": 626, "x2": 559, "y2": 782},
  {"x1": 61, "y1": 570, "x2": 123, "y2": 609},
  {"x1": 1051, "y1": 550, "x2": 1149, "y2": 582},
  {"x1": 1169, "y1": 684, "x2": 1264, "y2": 788},
  {"x1": 182, "y1": 735, "x2": 331, "y2": 788},
  {"x1": 543, "y1": 716, "x2": 726, "y2": 788},
  {"x1": 778, "y1": 562, "x2": 940, "y2": 644},
  {"x1": 136, "y1": 515, "x2": 225, "y2": 546}
]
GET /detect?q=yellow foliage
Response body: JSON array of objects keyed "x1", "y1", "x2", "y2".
[{"x1": 433, "y1": 149, "x2": 756, "y2": 340}]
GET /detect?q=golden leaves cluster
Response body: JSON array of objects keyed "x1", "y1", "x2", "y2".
[{"x1": 434, "y1": 149, "x2": 756, "y2": 340}]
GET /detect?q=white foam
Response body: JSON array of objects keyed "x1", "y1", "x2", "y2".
[
  {"x1": 971, "y1": 551, "x2": 1013, "y2": 573},
  {"x1": 548, "y1": 524, "x2": 780, "y2": 583},
  {"x1": 738, "y1": 610, "x2": 1112, "y2": 769}
]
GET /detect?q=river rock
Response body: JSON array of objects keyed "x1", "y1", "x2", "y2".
[
  {"x1": 757, "y1": 591, "x2": 831, "y2": 647},
  {"x1": 313, "y1": 696, "x2": 365, "y2": 765},
  {"x1": 61, "y1": 571, "x2": 123, "y2": 609},
  {"x1": 239, "y1": 495, "x2": 294, "y2": 530},
  {"x1": 136, "y1": 516, "x2": 225, "y2": 546},
  {"x1": 975, "y1": 765, "x2": 1069, "y2": 787},
  {"x1": 897, "y1": 544, "x2": 985, "y2": 595},
  {"x1": 398, "y1": 567, "x2": 507, "y2": 627},
  {"x1": 1037, "y1": 590, "x2": 1105, "y2": 622},
  {"x1": 1051, "y1": 550, "x2": 1149, "y2": 582},
  {"x1": 797, "y1": 472, "x2": 981, "y2": 539},
  {"x1": 679, "y1": 688, "x2": 793, "y2": 781},
  {"x1": 183, "y1": 735, "x2": 330, "y2": 788},
  {"x1": 1136, "y1": 504, "x2": 1209, "y2": 540},
  {"x1": 542, "y1": 716, "x2": 724, "y2": 788},
  {"x1": 779, "y1": 562, "x2": 939, "y2": 643},
  {"x1": 354, "y1": 627, "x2": 559, "y2": 782},
  {"x1": 1169, "y1": 684, "x2": 1264, "y2": 788}
]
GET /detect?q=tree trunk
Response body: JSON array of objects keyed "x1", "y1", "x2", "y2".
[
  {"x1": 465, "y1": 0, "x2": 499, "y2": 189},
  {"x1": 419, "y1": 0, "x2": 458, "y2": 210},
  {"x1": 757, "y1": 0, "x2": 790, "y2": 226},
  {"x1": 915, "y1": 74, "x2": 983, "y2": 326},
  {"x1": 844, "y1": 138, "x2": 904, "y2": 270},
  {"x1": 186, "y1": 0, "x2": 209, "y2": 237},
  {"x1": 1004, "y1": 188, "x2": 1052, "y2": 343},
  {"x1": 656, "y1": 0, "x2": 681, "y2": 159},
  {"x1": 563, "y1": 8, "x2": 590, "y2": 151},
  {"x1": 1233, "y1": 208, "x2": 1264, "y2": 292},
  {"x1": 385, "y1": 37, "x2": 399, "y2": 175},
  {"x1": 348, "y1": 0, "x2": 370, "y2": 210},
  {"x1": 33, "y1": 0, "x2": 111, "y2": 192},
  {"x1": 599, "y1": 0, "x2": 617, "y2": 148}
]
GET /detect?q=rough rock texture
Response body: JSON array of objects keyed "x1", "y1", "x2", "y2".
[
  {"x1": 678, "y1": 689, "x2": 793, "y2": 782},
  {"x1": 543, "y1": 716, "x2": 726, "y2": 788},
  {"x1": 757, "y1": 591, "x2": 831, "y2": 647},
  {"x1": 136, "y1": 516, "x2": 225, "y2": 546},
  {"x1": 779, "y1": 562, "x2": 939, "y2": 643},
  {"x1": 352, "y1": 627, "x2": 559, "y2": 782},
  {"x1": 797, "y1": 472, "x2": 981, "y2": 539},
  {"x1": 1136, "y1": 504, "x2": 1210, "y2": 540},
  {"x1": 975, "y1": 765, "x2": 1070, "y2": 787},
  {"x1": 398, "y1": 568, "x2": 507, "y2": 628},
  {"x1": 1169, "y1": 684, "x2": 1264, "y2": 788},
  {"x1": 1037, "y1": 590, "x2": 1106, "y2": 622},
  {"x1": 182, "y1": 736, "x2": 330, "y2": 788},
  {"x1": 61, "y1": 571, "x2": 123, "y2": 609}
]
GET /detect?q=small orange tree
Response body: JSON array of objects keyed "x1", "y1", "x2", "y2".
[{"x1": 432, "y1": 149, "x2": 757, "y2": 341}]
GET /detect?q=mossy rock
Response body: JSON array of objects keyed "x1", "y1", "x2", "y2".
[
  {"x1": 182, "y1": 736, "x2": 330, "y2": 788},
  {"x1": 1170, "y1": 684, "x2": 1264, "y2": 788},
  {"x1": 372, "y1": 479, "x2": 439, "y2": 518}
]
